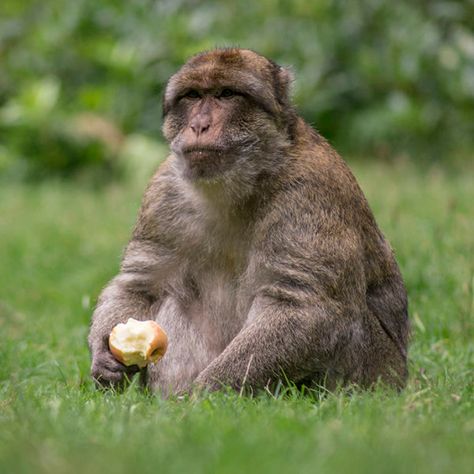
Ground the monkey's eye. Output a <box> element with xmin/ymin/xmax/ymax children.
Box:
<box><xmin>184</xmin><ymin>90</ymin><xmax>200</xmax><ymax>99</ymax></box>
<box><xmin>219</xmin><ymin>88</ymin><xmax>235</xmax><ymax>98</ymax></box>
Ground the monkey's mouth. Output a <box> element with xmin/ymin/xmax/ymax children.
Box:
<box><xmin>179</xmin><ymin>145</ymin><xmax>234</xmax><ymax>180</ymax></box>
<box><xmin>181</xmin><ymin>146</ymin><xmax>227</xmax><ymax>161</ymax></box>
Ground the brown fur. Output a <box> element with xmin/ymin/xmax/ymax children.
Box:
<box><xmin>88</xmin><ymin>48</ymin><xmax>409</xmax><ymax>395</ymax></box>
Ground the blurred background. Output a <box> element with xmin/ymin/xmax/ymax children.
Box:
<box><xmin>1</xmin><ymin>0</ymin><xmax>473</xmax><ymax>181</ymax></box>
<box><xmin>1</xmin><ymin>5</ymin><xmax>473</xmax><ymax>472</ymax></box>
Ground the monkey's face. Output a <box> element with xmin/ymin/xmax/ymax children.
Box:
<box><xmin>162</xmin><ymin>49</ymin><xmax>294</xmax><ymax>181</ymax></box>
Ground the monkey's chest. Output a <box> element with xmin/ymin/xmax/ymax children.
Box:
<box><xmin>164</xmin><ymin>214</ymin><xmax>252</xmax><ymax>352</ymax></box>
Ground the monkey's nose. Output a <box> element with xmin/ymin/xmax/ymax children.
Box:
<box><xmin>190</xmin><ymin>115</ymin><xmax>211</xmax><ymax>137</ymax></box>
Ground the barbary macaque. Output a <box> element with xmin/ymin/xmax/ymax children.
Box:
<box><xmin>88</xmin><ymin>48</ymin><xmax>409</xmax><ymax>395</ymax></box>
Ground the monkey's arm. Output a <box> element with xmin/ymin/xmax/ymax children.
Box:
<box><xmin>88</xmin><ymin>239</ymin><xmax>168</xmax><ymax>387</ymax></box>
<box><xmin>194</xmin><ymin>298</ymin><xmax>327</xmax><ymax>391</ymax></box>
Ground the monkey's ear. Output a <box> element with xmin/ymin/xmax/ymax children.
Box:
<box><xmin>279</xmin><ymin>67</ymin><xmax>295</xmax><ymax>90</ymax></box>
<box><xmin>272</xmin><ymin>65</ymin><xmax>297</xmax><ymax>137</ymax></box>
<box><xmin>274</xmin><ymin>66</ymin><xmax>294</xmax><ymax>106</ymax></box>
<box><xmin>162</xmin><ymin>79</ymin><xmax>174</xmax><ymax>118</ymax></box>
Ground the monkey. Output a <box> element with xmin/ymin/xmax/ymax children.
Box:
<box><xmin>88</xmin><ymin>48</ymin><xmax>409</xmax><ymax>396</ymax></box>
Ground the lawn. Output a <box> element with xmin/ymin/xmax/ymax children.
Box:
<box><xmin>0</xmin><ymin>159</ymin><xmax>473</xmax><ymax>474</ymax></box>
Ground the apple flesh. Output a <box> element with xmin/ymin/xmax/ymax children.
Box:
<box><xmin>109</xmin><ymin>318</ymin><xmax>168</xmax><ymax>368</ymax></box>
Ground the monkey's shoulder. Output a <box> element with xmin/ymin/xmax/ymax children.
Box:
<box><xmin>264</xmin><ymin>145</ymin><xmax>369</xmax><ymax>225</ymax></box>
<box><xmin>252</xmin><ymin>140</ymin><xmax>389</xmax><ymax>265</ymax></box>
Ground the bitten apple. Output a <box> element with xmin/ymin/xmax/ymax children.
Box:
<box><xmin>109</xmin><ymin>318</ymin><xmax>168</xmax><ymax>368</ymax></box>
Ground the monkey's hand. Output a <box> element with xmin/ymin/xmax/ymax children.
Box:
<box><xmin>91</xmin><ymin>342</ymin><xmax>140</xmax><ymax>389</ymax></box>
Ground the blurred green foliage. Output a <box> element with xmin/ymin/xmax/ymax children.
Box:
<box><xmin>1</xmin><ymin>0</ymin><xmax>473</xmax><ymax>179</ymax></box>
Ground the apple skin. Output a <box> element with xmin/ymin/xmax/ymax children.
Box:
<box><xmin>109</xmin><ymin>318</ymin><xmax>168</xmax><ymax>368</ymax></box>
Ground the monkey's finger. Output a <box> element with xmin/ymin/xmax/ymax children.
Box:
<box><xmin>101</xmin><ymin>351</ymin><xmax>140</xmax><ymax>374</ymax></box>
<box><xmin>95</xmin><ymin>349</ymin><xmax>126</xmax><ymax>369</ymax></box>
<box><xmin>92</xmin><ymin>368</ymin><xmax>133</xmax><ymax>389</ymax></box>
<box><xmin>106</xmin><ymin>361</ymin><xmax>140</xmax><ymax>374</ymax></box>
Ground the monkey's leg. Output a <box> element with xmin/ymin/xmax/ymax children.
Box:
<box><xmin>194</xmin><ymin>296</ymin><xmax>366</xmax><ymax>392</ymax></box>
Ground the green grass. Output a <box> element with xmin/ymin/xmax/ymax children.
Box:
<box><xmin>0</xmin><ymin>160</ymin><xmax>473</xmax><ymax>474</ymax></box>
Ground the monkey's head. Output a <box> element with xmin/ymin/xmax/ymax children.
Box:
<box><xmin>162</xmin><ymin>48</ymin><xmax>296</xmax><ymax>185</ymax></box>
